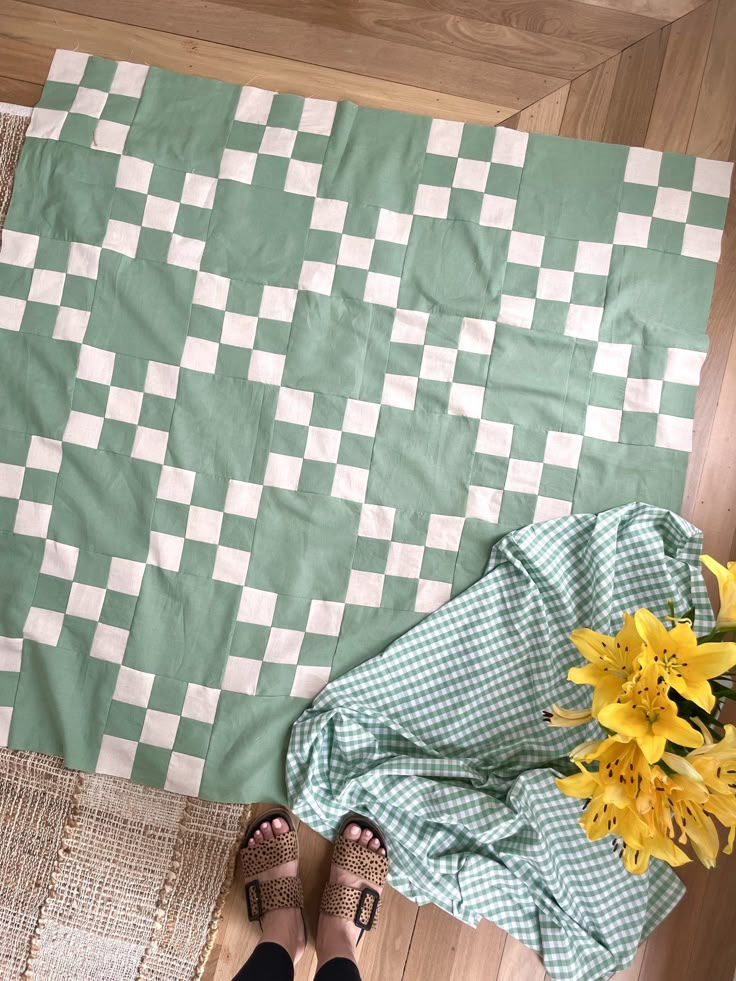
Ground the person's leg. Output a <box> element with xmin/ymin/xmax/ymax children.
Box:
<box><xmin>232</xmin><ymin>940</ymin><xmax>294</xmax><ymax>981</ymax></box>
<box><xmin>314</xmin><ymin>955</ymin><xmax>362</xmax><ymax>980</ymax></box>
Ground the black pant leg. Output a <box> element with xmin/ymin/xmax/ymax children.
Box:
<box><xmin>232</xmin><ymin>940</ymin><xmax>295</xmax><ymax>981</ymax></box>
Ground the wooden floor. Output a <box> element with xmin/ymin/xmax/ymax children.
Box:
<box><xmin>2</xmin><ymin>0</ymin><xmax>735</xmax><ymax>978</ymax></box>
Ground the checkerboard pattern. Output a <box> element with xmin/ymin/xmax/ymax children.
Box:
<box><xmin>0</xmin><ymin>49</ymin><xmax>731</xmax><ymax>801</ymax></box>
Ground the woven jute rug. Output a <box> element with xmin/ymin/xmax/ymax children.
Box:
<box><xmin>0</xmin><ymin>106</ymin><xmax>250</xmax><ymax>981</ymax></box>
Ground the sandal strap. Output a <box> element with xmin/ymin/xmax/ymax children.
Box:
<box><xmin>240</xmin><ymin>829</ymin><xmax>299</xmax><ymax>877</ymax></box>
<box><xmin>320</xmin><ymin>882</ymin><xmax>382</xmax><ymax>930</ymax></box>
<box><xmin>245</xmin><ymin>875</ymin><xmax>304</xmax><ymax>921</ymax></box>
<box><xmin>332</xmin><ymin>836</ymin><xmax>389</xmax><ymax>888</ymax></box>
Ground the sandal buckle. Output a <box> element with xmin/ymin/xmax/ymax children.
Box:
<box><xmin>354</xmin><ymin>886</ymin><xmax>380</xmax><ymax>931</ymax></box>
<box><xmin>245</xmin><ymin>879</ymin><xmax>263</xmax><ymax>921</ymax></box>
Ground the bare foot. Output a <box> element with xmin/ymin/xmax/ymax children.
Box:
<box><xmin>246</xmin><ymin>817</ymin><xmax>305</xmax><ymax>964</ymax></box>
<box><xmin>315</xmin><ymin>823</ymin><xmax>387</xmax><ymax>968</ymax></box>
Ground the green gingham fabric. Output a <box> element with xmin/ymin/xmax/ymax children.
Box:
<box><xmin>287</xmin><ymin>503</ymin><xmax>714</xmax><ymax>981</ymax></box>
<box><xmin>0</xmin><ymin>49</ymin><xmax>731</xmax><ymax>801</ymax></box>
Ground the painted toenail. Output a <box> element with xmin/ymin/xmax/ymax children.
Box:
<box><xmin>273</xmin><ymin>818</ymin><xmax>282</xmax><ymax>830</ymax></box>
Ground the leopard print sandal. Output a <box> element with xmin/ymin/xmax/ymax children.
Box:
<box><xmin>319</xmin><ymin>814</ymin><xmax>390</xmax><ymax>946</ymax></box>
<box><xmin>240</xmin><ymin>808</ymin><xmax>306</xmax><ymax>933</ymax></box>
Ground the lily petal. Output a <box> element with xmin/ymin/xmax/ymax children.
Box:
<box><xmin>687</xmin><ymin>642</ymin><xmax>736</xmax><ymax>679</ymax></box>
<box><xmin>656</xmin><ymin>713</ymin><xmax>704</xmax><ymax>751</ymax></box>
<box><xmin>555</xmin><ymin>771</ymin><xmax>597</xmax><ymax>799</ymax></box>
<box><xmin>668</xmin><ymin>672</ymin><xmax>715</xmax><ymax>713</ymax></box>
<box><xmin>598</xmin><ymin>701</ymin><xmax>650</xmax><ymax>739</ymax></box>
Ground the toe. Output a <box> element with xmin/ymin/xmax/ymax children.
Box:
<box><xmin>360</xmin><ymin>828</ymin><xmax>373</xmax><ymax>846</ymax></box>
<box><xmin>272</xmin><ymin>817</ymin><xmax>288</xmax><ymax>836</ymax></box>
<box><xmin>344</xmin><ymin>823</ymin><xmax>362</xmax><ymax>840</ymax></box>
<box><xmin>254</xmin><ymin>829</ymin><xmax>263</xmax><ymax>842</ymax></box>
<box><xmin>260</xmin><ymin>820</ymin><xmax>274</xmax><ymax>841</ymax></box>
<box><xmin>247</xmin><ymin>837</ymin><xmax>256</xmax><ymax>848</ymax></box>
<box><xmin>369</xmin><ymin>837</ymin><xmax>381</xmax><ymax>851</ymax></box>
<box><xmin>379</xmin><ymin>847</ymin><xmax>386</xmax><ymax>857</ymax></box>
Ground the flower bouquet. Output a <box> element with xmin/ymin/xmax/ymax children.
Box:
<box><xmin>549</xmin><ymin>556</ymin><xmax>736</xmax><ymax>874</ymax></box>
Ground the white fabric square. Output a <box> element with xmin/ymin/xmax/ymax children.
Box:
<box><xmin>110</xmin><ymin>60</ymin><xmax>149</xmax><ymax>97</ymax></box>
<box><xmin>248</xmin><ymin>350</ymin><xmax>285</xmax><ymax>386</ymax></box>
<box><xmin>537</xmin><ymin>268</ymin><xmax>573</xmax><ymax>302</ymax></box>
<box><xmin>264</xmin><ymin>452</ymin><xmax>302</xmax><ymax>490</ymax></box>
<box><xmin>345</xmin><ymin>570</ymin><xmax>384</xmax><ymax>607</ymax></box>
<box><xmin>692</xmin><ymin>157</ymin><xmax>733</xmax><ymax>197</ymax></box>
<box><xmin>275</xmin><ymin>387</ymin><xmax>314</xmax><ymax>426</ymax></box>
<box><xmin>167</xmin><ymin>235</ymin><xmax>204</xmax><ymax>270</ymax></box>
<box><xmin>585</xmin><ymin>405</ymin><xmax>622</xmax><ymax>442</ymax></box>
<box><xmin>0</xmin><ymin>706</ymin><xmax>11</xmax><ymax>747</ymax></box>
<box><xmin>427</xmin><ymin>118</ymin><xmax>463</xmax><ymax>156</ymax></box>
<box><xmin>96</xmin><ymin>735</ymin><xmax>136</xmax><ymax>779</ymax></box>
<box><xmin>238</xmin><ymin>587</ymin><xmax>278</xmax><ymax>626</ymax></box>
<box><xmin>182</xmin><ymin>683</ymin><xmax>220</xmax><ymax>725</ymax></box>
<box><xmin>67</xmin><ymin>242</ymin><xmax>101</xmax><ymax>279</ymax></box>
<box><xmin>364</xmin><ymin>272</ymin><xmax>400</xmax><ymax>307</ymax></box>
<box><xmin>116</xmin><ymin>154</ymin><xmax>153</xmax><ymax>193</ymax></box>
<box><xmin>386</xmin><ymin>541</ymin><xmax>424</xmax><ymax>579</ymax></box>
<box><xmin>453</xmin><ymin>158</ymin><xmax>490</xmax><ymax>192</ymax></box>
<box><xmin>565</xmin><ymin>304</ymin><xmax>603</xmax><ymax>341</ymax></box>
<box><xmin>653</xmin><ymin>187</ymin><xmax>691</xmax><ymax>223</ymax></box>
<box><xmin>222</xmin><ymin>655</ymin><xmax>262</xmax><ymax>695</ymax></box>
<box><xmin>54</xmin><ymin>307</ymin><xmax>89</xmax><ymax>342</ymax></box>
<box><xmin>90</xmin><ymin>623</ymin><xmax>129</xmax><ymax>664</ymax></box>
<box><xmin>305</xmin><ymin>426</ymin><xmax>341</xmax><ymax>463</ymax></box>
<box><xmin>131</xmin><ymin>426</ymin><xmax>168</xmax><ymax>464</ymax></box>
<box><xmin>260</xmin><ymin>286</ymin><xmax>298</xmax><ymax>322</ymax></box>
<box><xmin>0</xmin><ymin>463</ymin><xmax>24</xmax><ymax>499</ymax></box>
<box><xmin>41</xmin><ymin>539</ymin><xmax>79</xmax><ymax>580</ymax></box>
<box><xmin>93</xmin><ymin>121</ymin><xmax>129</xmax><ymax>154</ymax></box>
<box><xmin>655</xmin><ymin>413</ymin><xmax>693</xmax><ymax>452</ymax></box>
<box><xmin>63</xmin><ymin>411</ymin><xmax>103</xmax><ymax>449</ymax></box>
<box><xmin>534</xmin><ymin>496</ymin><xmax>573</xmax><ymax>523</ymax></box>
<box><xmin>343</xmin><ymin>399</ymin><xmax>380</xmax><ymax>437</ymax></box>
<box><xmin>1</xmin><ymin>229</ymin><xmax>39</xmax><ymax>267</ymax></box>
<box><xmin>465</xmin><ymin>485</ymin><xmax>502</xmax><ymax>522</ymax></box>
<box><xmin>624</xmin><ymin>147</ymin><xmax>662</xmax><ymax>186</ymax></box>
<box><xmin>544</xmin><ymin>431</ymin><xmax>583</xmax><ymax>469</ymax></box>
<box><xmin>105</xmin><ymin>386</ymin><xmax>143</xmax><ymax>424</ymax></box>
<box><xmin>112</xmin><ymin>665</ymin><xmax>155</xmax><ymax>707</ymax></box>
<box><xmin>479</xmin><ymin>193</ymin><xmax>516</xmax><ymax>230</ymax></box>
<box><xmin>103</xmin><ymin>219</ymin><xmax>140</xmax><ymax>257</ymax></box>
<box><xmin>593</xmin><ymin>341</ymin><xmax>632</xmax><ymax>378</ymax></box>
<box><xmin>193</xmin><ymin>271</ymin><xmax>230</xmax><ymax>310</ymax></box>
<box><xmin>165</xmin><ymin>753</ymin><xmax>205</xmax><ymax>797</ymax></box>
<box><xmin>311</xmin><ymin>198</ymin><xmax>348</xmax><ymax>233</ymax></box>
<box><xmin>14</xmin><ymin>501</ymin><xmax>52</xmax><ymax>538</ymax></box>
<box><xmin>235</xmin><ymin>86</ymin><xmax>274</xmax><ymax>124</ymax></box>
<box><xmin>225</xmin><ymin>479</ymin><xmax>262</xmax><ymax>518</ymax></box>
<box><xmin>505</xmin><ymin>459</ymin><xmax>543</xmax><ymax>495</ymax></box>
<box><xmin>491</xmin><ymin>127</ymin><xmax>528</xmax><ymax>167</ymax></box>
<box><xmin>575</xmin><ymin>241</ymin><xmax>613</xmax><ymax>276</ymax></box>
<box><xmin>682</xmin><ymin>224</ymin><xmax>723</xmax><ymax>262</ymax></box>
<box><xmin>107</xmin><ymin>557</ymin><xmax>146</xmax><ymax>595</ymax></box>
<box><xmin>458</xmin><ymin>317</ymin><xmax>495</xmax><ymax>354</ymax></box>
<box><xmin>219</xmin><ymin>148</ymin><xmax>257</xmax><ymax>183</ymax></box>
<box><xmin>264</xmin><ymin>627</ymin><xmax>304</xmax><ymax>664</ymax></box>
<box><xmin>0</xmin><ymin>296</ymin><xmax>25</xmax><ymax>331</ymax></box>
<box><xmin>448</xmin><ymin>383</ymin><xmax>484</xmax><ymax>418</ymax></box>
<box><xmin>415</xmin><ymin>579</ymin><xmax>452</xmax><ymax>614</ymax></box>
<box><xmin>508</xmin><ymin>231</ymin><xmax>544</xmax><ymax>266</ymax></box>
<box><xmin>70</xmin><ymin>86</ymin><xmax>107</xmax><ymax>118</ymax></box>
<box><xmin>331</xmin><ymin>465</ymin><xmax>369</xmax><ymax>503</ymax></box>
<box><xmin>414</xmin><ymin>184</ymin><xmax>451</xmax><ymax>218</ymax></box>
<box><xmin>358</xmin><ymin>503</ymin><xmax>396</xmax><ymax>541</ymax></box>
<box><xmin>260</xmin><ymin>126</ymin><xmax>297</xmax><ymax>157</ymax></box>
<box><xmin>381</xmin><ymin>373</ymin><xmax>417</xmax><ymax>410</ymax></box>
<box><xmin>140</xmin><ymin>709</ymin><xmax>180</xmax><ymax>749</ymax></box>
<box><xmin>213</xmin><ymin>546</ymin><xmax>251</xmax><ymax>585</ymax></box>
<box><xmin>299</xmin><ymin>98</ymin><xmax>337</xmax><ymax>136</ymax></box>
<box><xmin>291</xmin><ymin>665</ymin><xmax>331</xmax><ymax>699</ymax></box>
<box><xmin>28</xmin><ymin>269</ymin><xmax>65</xmax><ymax>305</ymax></box>
<box><xmin>26</xmin><ymin>435</ymin><xmax>63</xmax><ymax>473</ymax></box>
<box><xmin>498</xmin><ymin>294</ymin><xmax>535</xmax><ymax>329</ymax></box>
<box><xmin>186</xmin><ymin>506</ymin><xmax>223</xmax><ymax>544</ymax></box>
<box><xmin>181</xmin><ymin>336</ymin><xmax>220</xmax><ymax>374</ymax></box>
<box><xmin>391</xmin><ymin>309</ymin><xmax>428</xmax><ymax>345</ymax></box>
<box><xmin>307</xmin><ymin>600</ymin><xmax>344</xmax><ymax>637</ymax></box>
<box><xmin>147</xmin><ymin>531</ymin><xmax>185</xmax><ymax>571</ymax></box>
<box><xmin>0</xmin><ymin>637</ymin><xmax>22</xmax><ymax>673</ymax></box>
<box><xmin>26</xmin><ymin>108</ymin><xmax>67</xmax><ymax>140</ymax></box>
<box><xmin>624</xmin><ymin>377</ymin><xmax>662</xmax><ymax>413</ymax></box>
<box><xmin>158</xmin><ymin>465</ymin><xmax>196</xmax><ymax>505</ymax></box>
<box><xmin>144</xmin><ymin>361</ymin><xmax>179</xmax><ymax>399</ymax></box>
<box><xmin>182</xmin><ymin>172</ymin><xmax>218</xmax><ymax>208</ymax></box>
<box><xmin>285</xmin><ymin>160</ymin><xmax>321</xmax><ymax>196</ymax></box>
<box><xmin>48</xmin><ymin>50</ymin><xmax>89</xmax><ymax>84</ymax></box>
<box><xmin>376</xmin><ymin>209</ymin><xmax>413</xmax><ymax>244</ymax></box>
<box><xmin>613</xmin><ymin>213</ymin><xmax>651</xmax><ymax>248</ymax></box>
<box><xmin>221</xmin><ymin>312</ymin><xmax>257</xmax><ymax>348</ymax></box>
<box><xmin>663</xmin><ymin>348</ymin><xmax>706</xmax><ymax>386</ymax></box>
<box><xmin>426</xmin><ymin>514</ymin><xmax>464</xmax><ymax>551</ymax></box>
<box><xmin>299</xmin><ymin>260</ymin><xmax>335</xmax><ymax>295</ymax></box>
<box><xmin>23</xmin><ymin>607</ymin><xmax>63</xmax><ymax>645</ymax></box>
<box><xmin>420</xmin><ymin>345</ymin><xmax>457</xmax><ymax>382</ymax></box>
<box><xmin>337</xmin><ymin>235</ymin><xmax>373</xmax><ymax>269</ymax></box>
<box><xmin>476</xmin><ymin>419</ymin><xmax>513</xmax><ymax>457</ymax></box>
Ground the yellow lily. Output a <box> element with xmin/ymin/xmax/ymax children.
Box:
<box><xmin>544</xmin><ymin>704</ymin><xmax>595</xmax><ymax>728</ymax></box>
<box><xmin>597</xmin><ymin>661</ymin><xmax>703</xmax><ymax>764</ymax></box>
<box><xmin>568</xmin><ymin>613</ymin><xmax>643</xmax><ymax>716</ymax></box>
<box><xmin>634</xmin><ymin>608</ymin><xmax>736</xmax><ymax>712</ymax></box>
<box><xmin>687</xmin><ymin>725</ymin><xmax>736</xmax><ymax>839</ymax></box>
<box><xmin>701</xmin><ymin>555</ymin><xmax>736</xmax><ymax>632</ymax></box>
<box><xmin>621</xmin><ymin>824</ymin><xmax>691</xmax><ymax>875</ymax></box>
<box><xmin>636</xmin><ymin>765</ymin><xmax>717</xmax><ymax>868</ymax></box>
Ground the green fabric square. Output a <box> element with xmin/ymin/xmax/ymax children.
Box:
<box><xmin>268</xmin><ymin>93</ymin><xmax>303</xmax><ymax>129</ymax></box>
<box><xmin>0</xmin><ymin>672</ymin><xmax>19</xmax><ymax>707</ymax></box>
<box><xmin>571</xmin><ymin>273</ymin><xmax>607</xmax><ymax>307</ymax></box>
<box><xmin>179</xmin><ymin>539</ymin><xmax>217</xmax><ymax>578</ymax></box>
<box><xmin>59</xmin><ymin>114</ymin><xmax>97</xmax><ymax>148</ymax></box>
<box><xmin>0</xmin><ymin>534</ymin><xmax>43</xmax><ymax>635</ymax></box>
<box><xmin>37</xmin><ymin>81</ymin><xmax>77</xmax><ymax>112</ymax></box>
<box><xmin>101</xmin><ymin>94</ymin><xmax>139</xmax><ymax>125</ymax></box>
<box><xmin>648</xmin><ymin>219</ymin><xmax>685</xmax><ymax>254</ymax></box>
<box><xmin>229</xmin><ymin>623</ymin><xmax>269</xmax><ymax>659</ymax></box>
<box><xmin>136</xmin><ymin>227</ymin><xmax>172</xmax><ymax>263</ymax></box>
<box><xmin>152</xmin><ymin>499</ymin><xmax>188</xmax><ymax>536</ymax></box>
<box><xmin>687</xmin><ymin>193</ymin><xmax>728</xmax><ymax>229</ymax></box>
<box><xmin>503</xmin><ymin>263</ymin><xmax>538</xmax><ymax>298</ymax></box>
<box><xmin>61</xmin><ymin>274</ymin><xmax>96</xmax><ymax>311</ymax></box>
<box><xmin>252</xmin><ymin>155</ymin><xmax>289</xmax><ymax>191</ymax></box>
<box><xmin>228</xmin><ymin>121</ymin><xmax>265</xmax><ymax>152</ymax></box>
<box><xmin>573</xmin><ymin>440</ymin><xmax>686</xmax><ymax>514</ymax></box>
<box><xmin>271</xmin><ymin>421</ymin><xmax>308</xmax><ymax>458</ymax></box>
<box><xmin>100</xmin><ymin>589</ymin><xmax>137</xmax><ymax>629</ymax></box>
<box><xmin>105</xmin><ymin>700</ymin><xmax>145</xmax><ymax>741</ymax></box>
<box><xmin>530</xmin><ymin>299</ymin><xmax>569</xmax><ymax>334</ymax></box>
<box><xmin>188</xmin><ymin>304</ymin><xmax>224</xmax><ymax>341</ymax></box>
<box><xmin>338</xmin><ymin>433</ymin><xmax>373</xmax><ymax>469</ymax></box>
<box><xmin>370</xmin><ymin>241</ymin><xmax>405</xmax><ymax>277</ymax></box>
<box><xmin>589</xmin><ymin>373</ymin><xmax>625</xmax><ymax>409</ymax></box>
<box><xmin>305</xmin><ymin>229</ymin><xmax>340</xmax><ymax>263</ymax></box>
<box><xmin>254</xmin><ymin>321</ymin><xmax>290</xmax><ymax>356</ymax></box>
<box><xmin>221</xmin><ymin>514</ymin><xmax>256</xmax><ymax>550</ymax></box>
<box><xmin>36</xmin><ymin>237</ymin><xmax>71</xmax><ymax>271</ymax></box>
<box><xmin>191</xmin><ymin>473</ymin><xmax>228</xmax><ymax>510</ymax></box>
<box><xmin>414</xmin><ymin>378</ymin><xmax>450</xmax><ymax>414</ymax></box>
<box><xmin>343</xmin><ymin>206</ymin><xmax>379</xmax><ymax>239</ymax></box>
<box><xmin>470</xmin><ymin>452</ymin><xmax>508</xmax><ymax>488</ymax></box>
<box><xmin>619</xmin><ymin>411</ymin><xmax>658</xmax><ymax>445</ymax></box>
<box><xmin>298</xmin><ymin>633</ymin><xmax>337</xmax><ymax>667</ymax></box>
<box><xmin>486</xmin><ymin>164</ymin><xmax>523</xmax><ymax>199</ymax></box>
<box><xmin>99</xmin><ymin>419</ymin><xmax>136</xmax><ymax>456</ymax></box>
<box><xmin>542</xmin><ymin>238</ymin><xmax>577</xmax><ymax>270</ymax></box>
<box><xmin>80</xmin><ymin>55</ymin><xmax>117</xmax><ymax>91</ymax></box>
<box><xmin>310</xmin><ymin>394</ymin><xmax>345</xmax><ymax>430</ymax></box>
<box><xmin>0</xmin><ymin>332</ymin><xmax>76</xmax><ymax>440</ymax></box>
<box><xmin>138</xmin><ymin>394</ymin><xmax>175</xmax><ymax>431</ymax></box>
<box><xmin>660</xmin><ymin>381</ymin><xmax>697</xmax><ymax>417</ymax></box>
<box><xmin>390</xmin><ymin>507</ymin><xmax>430</xmax><ymax>544</ymax></box>
<box><xmin>660</xmin><ymin>152</ymin><xmax>695</xmax><ymax>190</ymax></box>
<box><xmin>72</xmin><ymin>378</ymin><xmax>108</xmax><ymax>416</ymax></box>
<box><xmin>49</xmin><ymin>446</ymin><xmax>159</xmax><ymax>562</ymax></box>
<box><xmin>131</xmin><ymin>743</ymin><xmax>171</xmax><ymax>789</ymax></box>
<box><xmin>498</xmin><ymin>489</ymin><xmax>537</xmax><ymax>526</ymax></box>
<box><xmin>510</xmin><ymin>427</ymin><xmax>546</xmax><ymax>461</ymax></box>
<box><xmin>419</xmin><ymin>154</ymin><xmax>456</xmax><ymax>187</ymax></box>
<box><xmin>380</xmin><ymin>575</ymin><xmax>417</xmax><ymax>611</ymax></box>
<box><xmin>0</xmin><ymin>263</ymin><xmax>31</xmax><ymax>299</ymax></box>
<box><xmin>538</xmin><ymin>464</ymin><xmax>577</xmax><ymax>500</ymax></box>
<box><xmin>420</xmin><ymin>547</ymin><xmax>456</xmax><ymax>582</ymax></box>
<box><xmin>248</xmin><ymin>489</ymin><xmax>359</xmax><ymax>601</ymax></box>
<box><xmin>75</xmin><ymin>550</ymin><xmax>111</xmax><ymax>587</ymax></box>
<box><xmin>0</xmin><ymin>430</ymin><xmax>30</xmax><ymax>466</ymax></box>
<box><xmin>387</xmin><ymin>342</ymin><xmax>423</xmax><ymax>378</ymax></box>
<box><xmin>58</xmin><ymin>615</ymin><xmax>98</xmax><ymax>653</ymax></box>
<box><xmin>175</xmin><ymin>204</ymin><xmax>211</xmax><ymax>240</ymax></box>
<box><xmin>273</xmin><ymin>594</ymin><xmax>311</xmax><ymax>631</ymax></box>
<box><xmin>353</xmin><ymin>536</ymin><xmax>390</xmax><ymax>573</ymax></box>
<box><xmin>174</xmin><ymin>717</ymin><xmax>211</xmax><ymax>757</ymax></box>
<box><xmin>110</xmin><ymin>188</ymin><xmax>146</xmax><ymax>224</ymax></box>
<box><xmin>111</xmin><ymin>357</ymin><xmax>147</xmax><ymax>395</ymax></box>
<box><xmin>217</xmin><ymin>346</ymin><xmax>252</xmax><ymax>379</ymax></box>
<box><xmin>33</xmin><ymin>574</ymin><xmax>72</xmax><ymax>613</ymax></box>
<box><xmin>626</xmin><ymin>344</ymin><xmax>666</xmax><ymax>378</ymax></box>
<box><xmin>332</xmin><ymin>265</ymin><xmax>367</xmax><ymax>302</ymax></box>
<box><xmin>459</xmin><ymin>124</ymin><xmax>494</xmax><ymax>161</ymax></box>
<box><xmin>447</xmin><ymin>188</ymin><xmax>482</xmax><ymax>223</ymax></box>
<box><xmin>20</xmin><ymin>303</ymin><xmax>58</xmax><ymax>337</ymax></box>
<box><xmin>149</xmin><ymin>674</ymin><xmax>187</xmax><ymax>714</ymax></box>
<box><xmin>148</xmin><ymin>165</ymin><xmax>186</xmax><ymax>201</ymax></box>
<box><xmin>619</xmin><ymin>182</ymin><xmax>656</xmax><ymax>216</ymax></box>
<box><xmin>256</xmin><ymin>662</ymin><xmax>297</xmax><ymax>696</ymax></box>
<box><xmin>453</xmin><ymin>351</ymin><xmax>489</xmax><ymax>386</ymax></box>
<box><xmin>298</xmin><ymin>460</ymin><xmax>336</xmax><ymax>495</ymax></box>
<box><xmin>293</xmin><ymin>132</ymin><xmax>328</xmax><ymax>163</ymax></box>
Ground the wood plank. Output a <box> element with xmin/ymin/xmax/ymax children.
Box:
<box><xmin>496</xmin><ymin>932</ymin><xmax>547</xmax><ymax>980</ymax></box>
<box><xmin>0</xmin><ymin>33</ymin><xmax>54</xmax><ymax>83</ymax></box>
<box><xmin>602</xmin><ymin>25</ymin><xmax>670</xmax><ymax>145</ymax></box>
<box><xmin>0</xmin><ymin>0</ymin><xmax>516</xmax><ymax>124</ymax></box>
<box><xmin>559</xmin><ymin>54</ymin><xmax>620</xmax><ymax>141</ymax></box>
<box><xmin>21</xmin><ymin>0</ymin><xmax>561</xmax><ymax>107</ymax></box>
<box><xmin>645</xmin><ymin>0</ymin><xmax>717</xmax><ymax>152</ymax></box>
<box><xmin>0</xmin><ymin>75</ymin><xmax>42</xmax><ymax>105</ymax></box>
<box><xmin>356</xmin><ymin>883</ymin><xmax>418</xmax><ymax>981</ymax></box>
<box><xmin>687</xmin><ymin>0</ymin><xmax>736</xmax><ymax>160</ymax></box>
<box><xmin>576</xmin><ymin>0</ymin><xmax>710</xmax><ymax>19</ymax></box>
<box><xmin>510</xmin><ymin>84</ymin><xmax>571</xmax><ymax>135</ymax></box>
<box><xmin>611</xmin><ymin>942</ymin><xmax>647</xmax><ymax>980</ymax></box>
<box><xmin>402</xmin><ymin>906</ymin><xmax>507</xmax><ymax>981</ymax></box>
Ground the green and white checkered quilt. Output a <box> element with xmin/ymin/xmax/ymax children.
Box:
<box><xmin>0</xmin><ymin>50</ymin><xmax>731</xmax><ymax>801</ymax></box>
<box><xmin>287</xmin><ymin>503</ymin><xmax>713</xmax><ymax>981</ymax></box>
